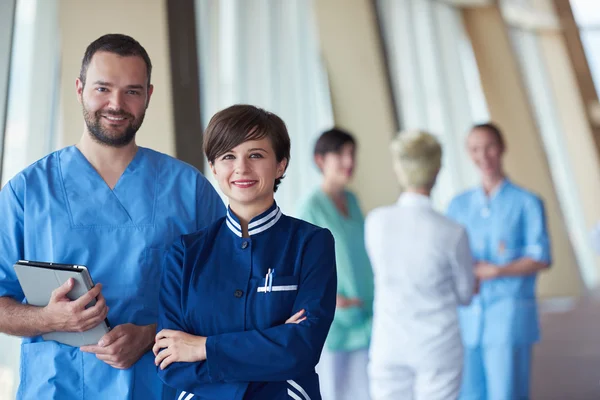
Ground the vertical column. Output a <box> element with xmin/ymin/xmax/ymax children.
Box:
<box><xmin>462</xmin><ymin>5</ymin><xmax>582</xmax><ymax>297</ymax></box>
<box><xmin>312</xmin><ymin>0</ymin><xmax>399</xmax><ymax>211</ymax></box>
<box><xmin>167</xmin><ymin>0</ymin><xmax>204</xmax><ymax>171</ymax></box>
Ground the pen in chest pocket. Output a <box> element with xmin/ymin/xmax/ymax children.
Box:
<box><xmin>263</xmin><ymin>268</ymin><xmax>276</xmax><ymax>293</ymax></box>
<box><xmin>258</xmin><ymin>269</ymin><xmax>299</xmax><ymax>293</ymax></box>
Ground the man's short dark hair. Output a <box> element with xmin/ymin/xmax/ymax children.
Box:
<box><xmin>203</xmin><ymin>105</ymin><xmax>291</xmax><ymax>192</ymax></box>
<box><xmin>80</xmin><ymin>34</ymin><xmax>152</xmax><ymax>88</ymax></box>
<box><xmin>471</xmin><ymin>122</ymin><xmax>505</xmax><ymax>150</ymax></box>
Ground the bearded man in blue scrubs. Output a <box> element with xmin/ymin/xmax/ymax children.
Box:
<box><xmin>447</xmin><ymin>123</ymin><xmax>551</xmax><ymax>400</ymax></box>
<box><xmin>0</xmin><ymin>34</ymin><xmax>224</xmax><ymax>399</ymax></box>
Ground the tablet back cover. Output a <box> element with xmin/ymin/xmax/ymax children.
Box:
<box><xmin>13</xmin><ymin>263</ymin><xmax>109</xmax><ymax>347</ymax></box>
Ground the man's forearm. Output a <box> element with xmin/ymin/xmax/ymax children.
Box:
<box><xmin>0</xmin><ymin>297</ymin><xmax>52</xmax><ymax>337</ymax></box>
<box><xmin>500</xmin><ymin>258</ymin><xmax>549</xmax><ymax>277</ymax></box>
<box><xmin>144</xmin><ymin>323</ymin><xmax>157</xmax><ymax>352</ymax></box>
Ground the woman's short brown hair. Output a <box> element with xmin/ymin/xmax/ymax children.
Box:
<box><xmin>313</xmin><ymin>128</ymin><xmax>356</xmax><ymax>157</ymax></box>
<box><xmin>203</xmin><ymin>105</ymin><xmax>291</xmax><ymax>192</ymax></box>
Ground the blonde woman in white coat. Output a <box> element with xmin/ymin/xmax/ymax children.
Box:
<box><xmin>365</xmin><ymin>130</ymin><xmax>476</xmax><ymax>400</ymax></box>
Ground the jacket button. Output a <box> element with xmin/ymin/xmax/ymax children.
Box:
<box><xmin>234</xmin><ymin>289</ymin><xmax>244</xmax><ymax>298</ymax></box>
<box><xmin>241</xmin><ymin>241</ymin><xmax>249</xmax><ymax>249</ymax></box>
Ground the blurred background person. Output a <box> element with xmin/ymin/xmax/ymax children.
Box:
<box><xmin>297</xmin><ymin>128</ymin><xmax>374</xmax><ymax>400</ymax></box>
<box><xmin>365</xmin><ymin>130</ymin><xmax>475</xmax><ymax>400</ymax></box>
<box><xmin>447</xmin><ymin>123</ymin><xmax>552</xmax><ymax>400</ymax></box>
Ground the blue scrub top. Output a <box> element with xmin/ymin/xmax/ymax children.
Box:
<box><xmin>447</xmin><ymin>179</ymin><xmax>551</xmax><ymax>347</ymax></box>
<box><xmin>0</xmin><ymin>146</ymin><xmax>225</xmax><ymax>400</ymax></box>
<box><xmin>157</xmin><ymin>202</ymin><xmax>337</xmax><ymax>400</ymax></box>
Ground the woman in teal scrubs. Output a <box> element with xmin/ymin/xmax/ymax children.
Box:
<box><xmin>447</xmin><ymin>123</ymin><xmax>552</xmax><ymax>400</ymax></box>
<box><xmin>297</xmin><ymin>128</ymin><xmax>374</xmax><ymax>400</ymax></box>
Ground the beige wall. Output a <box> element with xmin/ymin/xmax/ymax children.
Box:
<box><xmin>58</xmin><ymin>0</ymin><xmax>175</xmax><ymax>155</ymax></box>
<box><xmin>312</xmin><ymin>0</ymin><xmax>399</xmax><ymax>212</ymax></box>
<box><xmin>463</xmin><ymin>6</ymin><xmax>583</xmax><ymax>297</ymax></box>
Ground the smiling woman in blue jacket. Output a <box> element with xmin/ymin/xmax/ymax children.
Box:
<box><xmin>153</xmin><ymin>104</ymin><xmax>337</xmax><ymax>400</ymax></box>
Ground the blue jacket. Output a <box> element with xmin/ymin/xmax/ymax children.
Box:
<box><xmin>157</xmin><ymin>202</ymin><xmax>337</xmax><ymax>399</ymax></box>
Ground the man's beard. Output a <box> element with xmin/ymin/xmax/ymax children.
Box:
<box><xmin>82</xmin><ymin>105</ymin><xmax>145</xmax><ymax>148</ymax></box>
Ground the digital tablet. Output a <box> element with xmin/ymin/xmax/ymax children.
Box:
<box><xmin>13</xmin><ymin>260</ymin><xmax>110</xmax><ymax>347</ymax></box>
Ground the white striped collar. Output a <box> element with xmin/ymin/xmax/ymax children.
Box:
<box><xmin>226</xmin><ymin>203</ymin><xmax>282</xmax><ymax>237</ymax></box>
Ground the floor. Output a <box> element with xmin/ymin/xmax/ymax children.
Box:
<box><xmin>532</xmin><ymin>296</ymin><xmax>600</xmax><ymax>400</ymax></box>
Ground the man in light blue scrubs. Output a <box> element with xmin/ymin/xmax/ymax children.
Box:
<box><xmin>0</xmin><ymin>34</ymin><xmax>224</xmax><ymax>399</ymax></box>
<box><xmin>447</xmin><ymin>123</ymin><xmax>551</xmax><ymax>400</ymax></box>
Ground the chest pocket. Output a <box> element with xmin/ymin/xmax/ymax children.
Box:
<box><xmin>495</xmin><ymin>215</ymin><xmax>525</xmax><ymax>264</ymax></box>
<box><xmin>248</xmin><ymin>275</ymin><xmax>299</xmax><ymax>330</ymax></box>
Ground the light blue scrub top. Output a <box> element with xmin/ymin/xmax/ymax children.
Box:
<box><xmin>0</xmin><ymin>146</ymin><xmax>225</xmax><ymax>400</ymax></box>
<box><xmin>447</xmin><ymin>179</ymin><xmax>551</xmax><ymax>347</ymax></box>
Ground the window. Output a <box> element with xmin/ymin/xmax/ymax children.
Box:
<box><xmin>0</xmin><ymin>0</ymin><xmax>60</xmax><ymax>396</ymax></box>
<box><xmin>377</xmin><ymin>0</ymin><xmax>488</xmax><ymax>210</ymax></box>
<box><xmin>195</xmin><ymin>0</ymin><xmax>334</xmax><ymax>215</ymax></box>
<box><xmin>1</xmin><ymin>0</ymin><xmax>60</xmax><ymax>187</ymax></box>
<box><xmin>570</xmin><ymin>0</ymin><xmax>600</xmax><ymax>95</ymax></box>
<box><xmin>505</xmin><ymin>0</ymin><xmax>599</xmax><ymax>288</ymax></box>
<box><xmin>0</xmin><ymin>0</ymin><xmax>16</xmax><ymax>180</ymax></box>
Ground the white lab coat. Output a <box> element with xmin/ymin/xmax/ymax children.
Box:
<box><xmin>365</xmin><ymin>192</ymin><xmax>475</xmax><ymax>400</ymax></box>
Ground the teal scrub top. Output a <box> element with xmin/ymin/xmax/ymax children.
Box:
<box><xmin>297</xmin><ymin>188</ymin><xmax>373</xmax><ymax>352</ymax></box>
<box><xmin>447</xmin><ymin>179</ymin><xmax>551</xmax><ymax>347</ymax></box>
